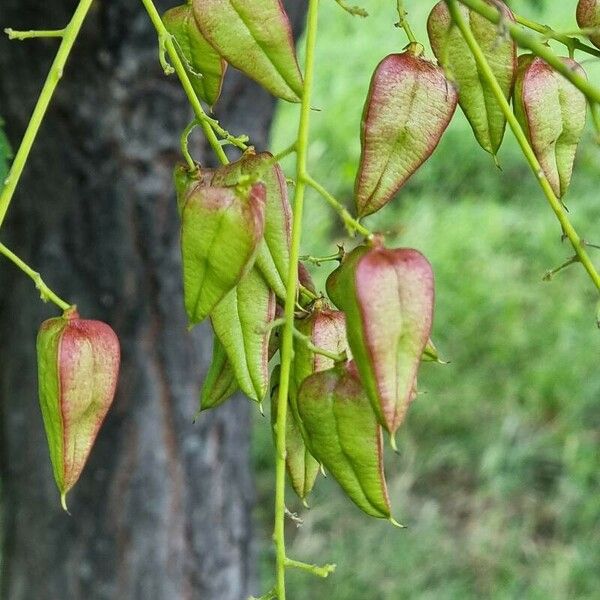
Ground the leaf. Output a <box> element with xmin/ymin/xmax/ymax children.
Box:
<box><xmin>514</xmin><ymin>55</ymin><xmax>587</xmax><ymax>199</ymax></box>
<box><xmin>181</xmin><ymin>182</ymin><xmax>265</xmax><ymax>326</ymax></box>
<box><xmin>192</xmin><ymin>0</ymin><xmax>303</xmax><ymax>102</ymax></box>
<box><xmin>326</xmin><ymin>241</ymin><xmax>435</xmax><ymax>435</ymax></box>
<box><xmin>163</xmin><ymin>4</ymin><xmax>227</xmax><ymax>107</ymax></box>
<box><xmin>211</xmin><ymin>267</ymin><xmax>276</xmax><ymax>402</ymax></box>
<box><xmin>298</xmin><ymin>362</ymin><xmax>392</xmax><ymax>519</ymax></box>
<box><xmin>354</xmin><ymin>49</ymin><xmax>457</xmax><ymax>217</ymax></box>
<box><xmin>428</xmin><ymin>0</ymin><xmax>516</xmax><ymax>156</ymax></box>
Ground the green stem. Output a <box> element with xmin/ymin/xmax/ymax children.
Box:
<box><xmin>4</xmin><ymin>28</ymin><xmax>66</xmax><ymax>40</ymax></box>
<box><xmin>274</xmin><ymin>0</ymin><xmax>320</xmax><ymax>597</ymax></box>
<box><xmin>291</xmin><ymin>328</ymin><xmax>347</xmax><ymax>362</ymax></box>
<box><xmin>458</xmin><ymin>0</ymin><xmax>600</xmax><ymax>105</ymax></box>
<box><xmin>303</xmin><ymin>174</ymin><xmax>372</xmax><ymax>238</ymax></box>
<box><xmin>514</xmin><ymin>14</ymin><xmax>600</xmax><ymax>59</ymax></box>
<box><xmin>284</xmin><ymin>558</ymin><xmax>336</xmax><ymax>578</ymax></box>
<box><xmin>0</xmin><ymin>0</ymin><xmax>95</xmax><ymax>230</ymax></box>
<box><xmin>140</xmin><ymin>0</ymin><xmax>229</xmax><ymax>165</ymax></box>
<box><xmin>180</xmin><ymin>119</ymin><xmax>199</xmax><ymax>171</ymax></box>
<box><xmin>396</xmin><ymin>0</ymin><xmax>417</xmax><ymax>44</ymax></box>
<box><xmin>448</xmin><ymin>0</ymin><xmax>600</xmax><ymax>294</ymax></box>
<box><xmin>0</xmin><ymin>242</ymin><xmax>71</xmax><ymax>310</ymax></box>
<box><xmin>333</xmin><ymin>0</ymin><xmax>368</xmax><ymax>17</ymax></box>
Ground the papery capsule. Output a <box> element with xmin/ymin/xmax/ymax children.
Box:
<box><xmin>163</xmin><ymin>4</ymin><xmax>227</xmax><ymax>107</ymax></box>
<box><xmin>192</xmin><ymin>0</ymin><xmax>303</xmax><ymax>102</ymax></box>
<box><xmin>37</xmin><ymin>309</ymin><xmax>120</xmax><ymax>509</ymax></box>
<box><xmin>212</xmin><ymin>151</ymin><xmax>292</xmax><ymax>300</ymax></box>
<box><xmin>298</xmin><ymin>362</ymin><xmax>392</xmax><ymax>519</ymax></box>
<box><xmin>355</xmin><ymin>47</ymin><xmax>457</xmax><ymax>217</ymax></box>
<box><xmin>181</xmin><ymin>182</ymin><xmax>265</xmax><ymax>326</ymax></box>
<box><xmin>514</xmin><ymin>54</ymin><xmax>587</xmax><ymax>199</ymax></box>
<box><xmin>428</xmin><ymin>0</ymin><xmax>517</xmax><ymax>157</ymax></box>
<box><xmin>326</xmin><ymin>239</ymin><xmax>434</xmax><ymax>436</ymax></box>
<box><xmin>211</xmin><ymin>268</ymin><xmax>276</xmax><ymax>403</ymax></box>
<box><xmin>577</xmin><ymin>0</ymin><xmax>600</xmax><ymax>49</ymax></box>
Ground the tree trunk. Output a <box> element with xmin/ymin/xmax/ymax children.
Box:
<box><xmin>0</xmin><ymin>2</ymin><xmax>305</xmax><ymax>599</ymax></box>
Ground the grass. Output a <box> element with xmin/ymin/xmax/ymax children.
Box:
<box><xmin>253</xmin><ymin>1</ymin><xmax>600</xmax><ymax>598</ymax></box>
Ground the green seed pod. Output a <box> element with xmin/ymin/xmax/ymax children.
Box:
<box><xmin>298</xmin><ymin>362</ymin><xmax>392</xmax><ymax>519</ymax></box>
<box><xmin>192</xmin><ymin>0</ymin><xmax>303</xmax><ymax>102</ymax></box>
<box><xmin>163</xmin><ymin>4</ymin><xmax>227</xmax><ymax>108</ymax></box>
<box><xmin>181</xmin><ymin>182</ymin><xmax>266</xmax><ymax>326</ymax></box>
<box><xmin>326</xmin><ymin>239</ymin><xmax>434</xmax><ymax>436</ymax></box>
<box><xmin>577</xmin><ymin>0</ymin><xmax>600</xmax><ymax>49</ymax></box>
<box><xmin>271</xmin><ymin>365</ymin><xmax>320</xmax><ymax>503</ymax></box>
<box><xmin>428</xmin><ymin>0</ymin><xmax>517</xmax><ymax>157</ymax></box>
<box><xmin>514</xmin><ymin>54</ymin><xmax>587</xmax><ymax>199</ymax></box>
<box><xmin>37</xmin><ymin>309</ymin><xmax>120</xmax><ymax>510</ymax></box>
<box><xmin>355</xmin><ymin>47</ymin><xmax>457</xmax><ymax>217</ymax></box>
<box><xmin>211</xmin><ymin>268</ymin><xmax>276</xmax><ymax>403</ymax></box>
<box><xmin>173</xmin><ymin>164</ymin><xmax>212</xmax><ymax>218</ymax></box>
<box><xmin>198</xmin><ymin>336</ymin><xmax>238</xmax><ymax>413</ymax></box>
<box><xmin>212</xmin><ymin>151</ymin><xmax>292</xmax><ymax>300</ymax></box>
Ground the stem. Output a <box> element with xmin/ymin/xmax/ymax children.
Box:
<box><xmin>4</xmin><ymin>28</ymin><xmax>66</xmax><ymax>40</ymax></box>
<box><xmin>180</xmin><ymin>119</ymin><xmax>199</xmax><ymax>171</ymax></box>
<box><xmin>458</xmin><ymin>0</ymin><xmax>600</xmax><ymax>105</ymax></box>
<box><xmin>396</xmin><ymin>0</ymin><xmax>417</xmax><ymax>44</ymax></box>
<box><xmin>303</xmin><ymin>174</ymin><xmax>372</xmax><ymax>237</ymax></box>
<box><xmin>0</xmin><ymin>0</ymin><xmax>95</xmax><ymax>230</ymax></box>
<box><xmin>284</xmin><ymin>558</ymin><xmax>336</xmax><ymax>578</ymax></box>
<box><xmin>448</xmin><ymin>0</ymin><xmax>600</xmax><ymax>293</ymax></box>
<box><xmin>514</xmin><ymin>14</ymin><xmax>600</xmax><ymax>59</ymax></box>
<box><xmin>274</xmin><ymin>0</ymin><xmax>320</xmax><ymax>597</ymax></box>
<box><xmin>292</xmin><ymin>328</ymin><xmax>347</xmax><ymax>362</ymax></box>
<box><xmin>334</xmin><ymin>0</ymin><xmax>368</xmax><ymax>18</ymax></box>
<box><xmin>0</xmin><ymin>242</ymin><xmax>71</xmax><ymax>310</ymax></box>
<box><xmin>140</xmin><ymin>0</ymin><xmax>229</xmax><ymax>165</ymax></box>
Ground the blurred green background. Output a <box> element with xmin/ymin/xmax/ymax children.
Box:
<box><xmin>254</xmin><ymin>1</ymin><xmax>600</xmax><ymax>598</ymax></box>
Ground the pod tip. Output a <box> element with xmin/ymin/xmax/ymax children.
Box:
<box><xmin>390</xmin><ymin>433</ymin><xmax>399</xmax><ymax>454</ymax></box>
<box><xmin>389</xmin><ymin>517</ymin><xmax>406</xmax><ymax>529</ymax></box>
<box><xmin>60</xmin><ymin>492</ymin><xmax>71</xmax><ymax>515</ymax></box>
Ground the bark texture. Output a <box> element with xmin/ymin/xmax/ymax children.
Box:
<box><xmin>0</xmin><ymin>1</ymin><xmax>305</xmax><ymax>599</ymax></box>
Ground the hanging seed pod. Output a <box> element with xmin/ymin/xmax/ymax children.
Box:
<box><xmin>181</xmin><ymin>182</ymin><xmax>266</xmax><ymax>326</ymax></box>
<box><xmin>271</xmin><ymin>365</ymin><xmax>320</xmax><ymax>503</ymax></box>
<box><xmin>198</xmin><ymin>336</ymin><xmax>238</xmax><ymax>413</ymax></box>
<box><xmin>326</xmin><ymin>238</ymin><xmax>434</xmax><ymax>437</ymax></box>
<box><xmin>211</xmin><ymin>268</ymin><xmax>276</xmax><ymax>403</ymax></box>
<box><xmin>355</xmin><ymin>46</ymin><xmax>457</xmax><ymax>217</ymax></box>
<box><xmin>37</xmin><ymin>309</ymin><xmax>120</xmax><ymax>510</ymax></box>
<box><xmin>577</xmin><ymin>0</ymin><xmax>600</xmax><ymax>49</ymax></box>
<box><xmin>163</xmin><ymin>4</ymin><xmax>227</xmax><ymax>108</ymax></box>
<box><xmin>212</xmin><ymin>151</ymin><xmax>292</xmax><ymax>300</ymax></box>
<box><xmin>514</xmin><ymin>54</ymin><xmax>587</xmax><ymax>199</ymax></box>
<box><xmin>428</xmin><ymin>0</ymin><xmax>517</xmax><ymax>157</ymax></box>
<box><xmin>192</xmin><ymin>0</ymin><xmax>303</xmax><ymax>102</ymax></box>
<box><xmin>298</xmin><ymin>362</ymin><xmax>392</xmax><ymax>519</ymax></box>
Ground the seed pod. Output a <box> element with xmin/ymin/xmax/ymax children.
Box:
<box><xmin>355</xmin><ymin>47</ymin><xmax>457</xmax><ymax>217</ymax></box>
<box><xmin>514</xmin><ymin>54</ymin><xmax>587</xmax><ymax>199</ymax></box>
<box><xmin>211</xmin><ymin>268</ymin><xmax>276</xmax><ymax>403</ymax></box>
<box><xmin>326</xmin><ymin>239</ymin><xmax>434</xmax><ymax>436</ymax></box>
<box><xmin>37</xmin><ymin>309</ymin><xmax>120</xmax><ymax>509</ymax></box>
<box><xmin>271</xmin><ymin>365</ymin><xmax>320</xmax><ymax>503</ymax></box>
<box><xmin>192</xmin><ymin>0</ymin><xmax>303</xmax><ymax>102</ymax></box>
<box><xmin>163</xmin><ymin>4</ymin><xmax>227</xmax><ymax>108</ymax></box>
<box><xmin>212</xmin><ymin>151</ymin><xmax>292</xmax><ymax>300</ymax></box>
<box><xmin>174</xmin><ymin>164</ymin><xmax>211</xmax><ymax>217</ymax></box>
<box><xmin>428</xmin><ymin>0</ymin><xmax>517</xmax><ymax>157</ymax></box>
<box><xmin>298</xmin><ymin>362</ymin><xmax>392</xmax><ymax>519</ymax></box>
<box><xmin>198</xmin><ymin>336</ymin><xmax>238</xmax><ymax>413</ymax></box>
<box><xmin>577</xmin><ymin>0</ymin><xmax>600</xmax><ymax>49</ymax></box>
<box><xmin>181</xmin><ymin>182</ymin><xmax>266</xmax><ymax>326</ymax></box>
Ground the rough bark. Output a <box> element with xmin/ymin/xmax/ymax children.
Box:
<box><xmin>0</xmin><ymin>1</ymin><xmax>305</xmax><ymax>599</ymax></box>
